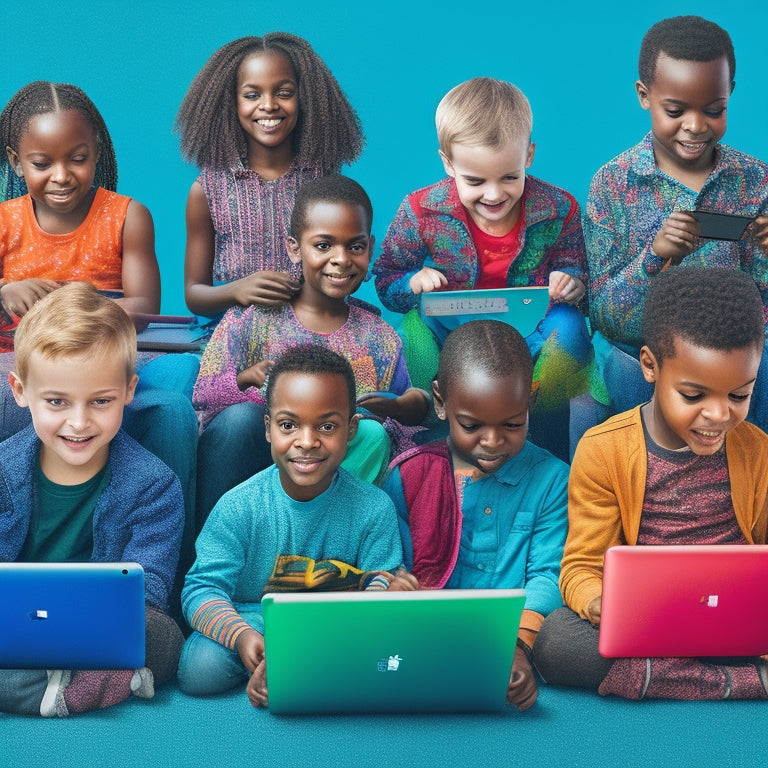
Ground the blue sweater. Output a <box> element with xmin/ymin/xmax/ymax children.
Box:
<box><xmin>182</xmin><ymin>466</ymin><xmax>403</xmax><ymax>635</ymax></box>
<box><xmin>0</xmin><ymin>425</ymin><xmax>184</xmax><ymax>610</ymax></box>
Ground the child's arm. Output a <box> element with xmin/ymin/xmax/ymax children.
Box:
<box><xmin>373</xmin><ymin>196</ymin><xmax>437</xmax><ymax>314</ymax></box>
<box><xmin>184</xmin><ymin>182</ymin><xmax>298</xmax><ymax>317</ymax></box>
<box><xmin>0</xmin><ymin>278</ymin><xmax>61</xmax><ymax>319</ymax></box>
<box><xmin>357</xmin><ymin>387</ymin><xmax>430</xmax><ymax>426</ymax></box>
<box><xmin>117</xmin><ymin>200</ymin><xmax>161</xmax><ymax>318</ymax></box>
<box><xmin>507</xmin><ymin>642</ymin><xmax>538</xmax><ymax>711</ymax></box>
<box><xmin>192</xmin><ymin>306</ymin><xmax>265</xmax><ymax>427</ymax></box>
<box><xmin>239</xmin><ymin>628</ymin><xmax>268</xmax><ymax>708</ymax></box>
<box><xmin>650</xmin><ymin>211</ymin><xmax>702</xmax><ymax>265</ymax></box>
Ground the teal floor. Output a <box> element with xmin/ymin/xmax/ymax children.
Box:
<box><xmin>4</xmin><ymin>680</ymin><xmax>767</xmax><ymax>768</ymax></box>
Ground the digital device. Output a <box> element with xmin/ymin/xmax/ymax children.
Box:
<box><xmin>420</xmin><ymin>286</ymin><xmax>550</xmax><ymax>342</ymax></box>
<box><xmin>0</xmin><ymin>562</ymin><xmax>146</xmax><ymax>669</ymax></box>
<box><xmin>690</xmin><ymin>209</ymin><xmax>757</xmax><ymax>241</ymax></box>
<box><xmin>262</xmin><ymin>588</ymin><xmax>526</xmax><ymax>714</ymax></box>
<box><xmin>134</xmin><ymin>314</ymin><xmax>210</xmax><ymax>352</ymax></box>
<box><xmin>599</xmin><ymin>545</ymin><xmax>768</xmax><ymax>658</ymax></box>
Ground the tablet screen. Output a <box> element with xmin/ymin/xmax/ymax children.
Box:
<box><xmin>691</xmin><ymin>210</ymin><xmax>756</xmax><ymax>241</ymax></box>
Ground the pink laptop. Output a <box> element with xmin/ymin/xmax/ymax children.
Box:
<box><xmin>598</xmin><ymin>545</ymin><xmax>768</xmax><ymax>658</ymax></box>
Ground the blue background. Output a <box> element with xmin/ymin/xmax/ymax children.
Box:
<box><xmin>2</xmin><ymin>0</ymin><xmax>766</xmax><ymax>319</ymax></box>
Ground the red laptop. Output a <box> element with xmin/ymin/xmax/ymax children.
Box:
<box><xmin>598</xmin><ymin>545</ymin><xmax>768</xmax><ymax>658</ymax></box>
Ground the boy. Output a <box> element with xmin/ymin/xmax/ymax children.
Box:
<box><xmin>583</xmin><ymin>16</ymin><xmax>768</xmax><ymax>431</ymax></box>
<box><xmin>193</xmin><ymin>174</ymin><xmax>428</xmax><ymax>525</ymax></box>
<box><xmin>372</xmin><ymin>77</ymin><xmax>591</xmax><ymax>459</ymax></box>
<box><xmin>384</xmin><ymin>320</ymin><xmax>569</xmax><ymax>711</ymax></box>
<box><xmin>534</xmin><ymin>268</ymin><xmax>768</xmax><ymax>700</ymax></box>
<box><xmin>179</xmin><ymin>346</ymin><xmax>407</xmax><ymax>708</ymax></box>
<box><xmin>0</xmin><ymin>283</ymin><xmax>184</xmax><ymax>716</ymax></box>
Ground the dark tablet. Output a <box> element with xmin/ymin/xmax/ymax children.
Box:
<box><xmin>691</xmin><ymin>210</ymin><xmax>757</xmax><ymax>241</ymax></box>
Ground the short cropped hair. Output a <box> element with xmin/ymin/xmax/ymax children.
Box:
<box><xmin>642</xmin><ymin>267</ymin><xmax>764</xmax><ymax>365</ymax></box>
<box><xmin>436</xmin><ymin>319</ymin><xmax>533</xmax><ymax>397</ymax></box>
<box><xmin>289</xmin><ymin>174</ymin><xmax>373</xmax><ymax>239</ymax></box>
<box><xmin>265</xmin><ymin>345</ymin><xmax>357</xmax><ymax>419</ymax></box>
<box><xmin>14</xmin><ymin>283</ymin><xmax>136</xmax><ymax>382</ymax></box>
<box><xmin>436</xmin><ymin>78</ymin><xmax>532</xmax><ymax>157</ymax></box>
<box><xmin>638</xmin><ymin>16</ymin><xmax>736</xmax><ymax>88</ymax></box>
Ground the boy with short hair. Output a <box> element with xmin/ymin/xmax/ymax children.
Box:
<box><xmin>0</xmin><ymin>282</ymin><xmax>184</xmax><ymax>717</ymax></box>
<box><xmin>535</xmin><ymin>267</ymin><xmax>768</xmax><ymax>700</ymax></box>
<box><xmin>373</xmin><ymin>77</ymin><xmax>591</xmax><ymax>459</ymax></box>
<box><xmin>179</xmin><ymin>346</ymin><xmax>407</xmax><ymax>708</ymax></box>
<box><xmin>384</xmin><ymin>320</ymin><xmax>569</xmax><ymax>711</ymax></box>
<box><xmin>583</xmin><ymin>15</ymin><xmax>768</xmax><ymax>431</ymax></box>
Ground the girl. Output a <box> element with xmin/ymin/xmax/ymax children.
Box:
<box><xmin>0</xmin><ymin>81</ymin><xmax>160</xmax><ymax>341</ymax></box>
<box><xmin>193</xmin><ymin>175</ymin><xmax>428</xmax><ymax>527</ymax></box>
<box><xmin>176</xmin><ymin>33</ymin><xmax>364</xmax><ymax>319</ymax></box>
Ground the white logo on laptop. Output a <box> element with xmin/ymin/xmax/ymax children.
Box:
<box><xmin>700</xmin><ymin>595</ymin><xmax>719</xmax><ymax>607</ymax></box>
<box><xmin>29</xmin><ymin>609</ymin><xmax>48</xmax><ymax>621</ymax></box>
<box><xmin>377</xmin><ymin>654</ymin><xmax>402</xmax><ymax>672</ymax></box>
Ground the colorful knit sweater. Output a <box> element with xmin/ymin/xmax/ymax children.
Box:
<box><xmin>197</xmin><ymin>162</ymin><xmax>323</xmax><ymax>284</ymax></box>
<box><xmin>193</xmin><ymin>301</ymin><xmax>411</xmax><ymax>429</ymax></box>
<box><xmin>586</xmin><ymin>133</ymin><xmax>768</xmax><ymax>348</ymax></box>
<box><xmin>373</xmin><ymin>175</ymin><xmax>587</xmax><ymax>314</ymax></box>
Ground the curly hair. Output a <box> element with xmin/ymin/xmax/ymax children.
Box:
<box><xmin>0</xmin><ymin>81</ymin><xmax>118</xmax><ymax>202</ymax></box>
<box><xmin>436</xmin><ymin>319</ymin><xmax>533</xmax><ymax>398</ymax></box>
<box><xmin>265</xmin><ymin>345</ymin><xmax>356</xmax><ymax>419</ymax></box>
<box><xmin>638</xmin><ymin>16</ymin><xmax>735</xmax><ymax>88</ymax></box>
<box><xmin>175</xmin><ymin>33</ymin><xmax>364</xmax><ymax>171</ymax></box>
<box><xmin>289</xmin><ymin>174</ymin><xmax>372</xmax><ymax>239</ymax></box>
<box><xmin>642</xmin><ymin>267</ymin><xmax>764</xmax><ymax>365</ymax></box>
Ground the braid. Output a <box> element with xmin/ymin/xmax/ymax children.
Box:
<box><xmin>0</xmin><ymin>81</ymin><xmax>118</xmax><ymax>201</ymax></box>
<box><xmin>175</xmin><ymin>33</ymin><xmax>364</xmax><ymax>171</ymax></box>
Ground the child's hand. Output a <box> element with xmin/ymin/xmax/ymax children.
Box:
<box><xmin>236</xmin><ymin>359</ymin><xmax>274</xmax><ymax>391</ymax></box>
<box><xmin>749</xmin><ymin>215</ymin><xmax>768</xmax><ymax>253</ymax></box>
<box><xmin>652</xmin><ymin>212</ymin><xmax>701</xmax><ymax>265</ymax></box>
<box><xmin>237</xmin><ymin>628</ymin><xmax>268</xmax><ymax>708</ymax></box>
<box><xmin>0</xmin><ymin>278</ymin><xmax>61</xmax><ymax>317</ymax></box>
<box><xmin>387</xmin><ymin>568</ymin><xmax>420</xmax><ymax>591</ymax></box>
<box><xmin>357</xmin><ymin>388</ymin><xmax>430</xmax><ymax>425</ymax></box>
<box><xmin>548</xmin><ymin>271</ymin><xmax>586</xmax><ymax>303</ymax></box>
<box><xmin>507</xmin><ymin>642</ymin><xmax>538</xmax><ymax>711</ymax></box>
<box><xmin>231</xmin><ymin>270</ymin><xmax>300</xmax><ymax>308</ymax></box>
<box><xmin>409</xmin><ymin>266</ymin><xmax>448</xmax><ymax>295</ymax></box>
<box><xmin>586</xmin><ymin>595</ymin><xmax>602</xmax><ymax>626</ymax></box>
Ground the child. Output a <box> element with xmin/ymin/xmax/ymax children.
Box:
<box><xmin>176</xmin><ymin>33</ymin><xmax>364</xmax><ymax>319</ymax></box>
<box><xmin>193</xmin><ymin>174</ymin><xmax>428</xmax><ymax>525</ymax></box>
<box><xmin>179</xmin><ymin>346</ymin><xmax>406</xmax><ymax>707</ymax></box>
<box><xmin>583</xmin><ymin>16</ymin><xmax>768</xmax><ymax>434</ymax></box>
<box><xmin>0</xmin><ymin>283</ymin><xmax>184</xmax><ymax>717</ymax></box>
<box><xmin>534</xmin><ymin>267</ymin><xmax>768</xmax><ymax>701</ymax></box>
<box><xmin>0</xmin><ymin>81</ymin><xmax>199</xmax><ymax>571</ymax></box>
<box><xmin>372</xmin><ymin>77</ymin><xmax>591</xmax><ymax>460</ymax></box>
<box><xmin>0</xmin><ymin>80</ymin><xmax>160</xmax><ymax>338</ymax></box>
<box><xmin>383</xmin><ymin>320</ymin><xmax>569</xmax><ymax>711</ymax></box>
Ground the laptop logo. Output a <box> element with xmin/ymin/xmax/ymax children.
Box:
<box><xmin>29</xmin><ymin>609</ymin><xmax>48</xmax><ymax>621</ymax></box>
<box><xmin>700</xmin><ymin>595</ymin><xmax>719</xmax><ymax>607</ymax></box>
<box><xmin>377</xmin><ymin>654</ymin><xmax>402</xmax><ymax>672</ymax></box>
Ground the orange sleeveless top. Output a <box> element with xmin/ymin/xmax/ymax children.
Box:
<box><xmin>0</xmin><ymin>187</ymin><xmax>129</xmax><ymax>290</ymax></box>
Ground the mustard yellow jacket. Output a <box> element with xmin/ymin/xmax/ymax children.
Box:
<box><xmin>561</xmin><ymin>406</ymin><xmax>768</xmax><ymax>619</ymax></box>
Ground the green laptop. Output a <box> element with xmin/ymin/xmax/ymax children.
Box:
<box><xmin>262</xmin><ymin>589</ymin><xmax>526</xmax><ymax>715</ymax></box>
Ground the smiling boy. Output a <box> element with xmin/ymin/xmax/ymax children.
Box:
<box><xmin>535</xmin><ymin>267</ymin><xmax>768</xmax><ymax>701</ymax></box>
<box><xmin>583</xmin><ymin>16</ymin><xmax>768</xmax><ymax>431</ymax></box>
<box><xmin>179</xmin><ymin>346</ymin><xmax>405</xmax><ymax>707</ymax></box>
<box><xmin>0</xmin><ymin>283</ymin><xmax>184</xmax><ymax>716</ymax></box>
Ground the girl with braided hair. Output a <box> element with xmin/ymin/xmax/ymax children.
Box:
<box><xmin>176</xmin><ymin>33</ymin><xmax>364</xmax><ymax>319</ymax></box>
<box><xmin>0</xmin><ymin>80</ymin><xmax>160</xmax><ymax>337</ymax></box>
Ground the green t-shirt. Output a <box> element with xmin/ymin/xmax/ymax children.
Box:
<box><xmin>20</xmin><ymin>463</ymin><xmax>111</xmax><ymax>562</ymax></box>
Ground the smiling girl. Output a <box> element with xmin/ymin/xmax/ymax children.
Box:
<box><xmin>175</xmin><ymin>33</ymin><xmax>364</xmax><ymax>321</ymax></box>
<box><xmin>0</xmin><ymin>81</ymin><xmax>160</xmax><ymax>342</ymax></box>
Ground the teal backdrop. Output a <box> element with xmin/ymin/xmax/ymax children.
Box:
<box><xmin>2</xmin><ymin>0</ymin><xmax>766</xmax><ymax>319</ymax></box>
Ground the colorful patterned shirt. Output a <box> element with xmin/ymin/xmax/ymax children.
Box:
<box><xmin>197</xmin><ymin>162</ymin><xmax>323</xmax><ymax>284</ymax></box>
<box><xmin>586</xmin><ymin>133</ymin><xmax>768</xmax><ymax>348</ymax></box>
<box><xmin>193</xmin><ymin>301</ymin><xmax>411</xmax><ymax>428</ymax></box>
<box><xmin>373</xmin><ymin>175</ymin><xmax>587</xmax><ymax>314</ymax></box>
